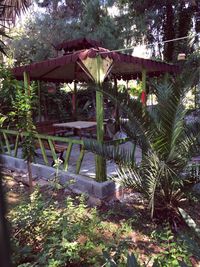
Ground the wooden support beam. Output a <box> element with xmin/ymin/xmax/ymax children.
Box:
<box><xmin>95</xmin><ymin>56</ymin><xmax>107</xmax><ymax>182</ymax></box>
<box><xmin>114</xmin><ymin>77</ymin><xmax>120</xmax><ymax>133</ymax></box>
<box><xmin>37</xmin><ymin>80</ymin><xmax>42</xmax><ymax>122</ymax></box>
<box><xmin>72</xmin><ymin>81</ymin><xmax>77</xmax><ymax>120</ymax></box>
<box><xmin>80</xmin><ymin>55</ymin><xmax>113</xmax><ymax>181</ymax></box>
<box><xmin>23</xmin><ymin>71</ymin><xmax>30</xmax><ymax>96</ymax></box>
<box><xmin>141</xmin><ymin>68</ymin><xmax>147</xmax><ymax>159</ymax></box>
<box><xmin>48</xmin><ymin>139</ymin><xmax>57</xmax><ymax>164</ymax></box>
<box><xmin>23</xmin><ymin>71</ymin><xmax>32</xmax><ymax>131</ymax></box>
<box><xmin>164</xmin><ymin>72</ymin><xmax>169</xmax><ymax>84</ymax></box>
<box><xmin>95</xmin><ymin>89</ymin><xmax>107</xmax><ymax>181</ymax></box>
<box><xmin>14</xmin><ymin>134</ymin><xmax>19</xmax><ymax>157</ymax></box>
<box><xmin>76</xmin><ymin>147</ymin><xmax>85</xmax><ymax>174</ymax></box>
<box><xmin>2</xmin><ymin>132</ymin><xmax>10</xmax><ymax>155</ymax></box>
<box><xmin>142</xmin><ymin>68</ymin><xmax>147</xmax><ymax>106</ymax></box>
<box><xmin>38</xmin><ymin>138</ymin><xmax>49</xmax><ymax>165</ymax></box>
<box><xmin>142</xmin><ymin>68</ymin><xmax>147</xmax><ymax>92</ymax></box>
<box><xmin>63</xmin><ymin>142</ymin><xmax>73</xmax><ymax>171</ymax></box>
<box><xmin>23</xmin><ymin>71</ymin><xmax>34</xmax><ymax>191</ymax></box>
<box><xmin>0</xmin><ymin>136</ymin><xmax>5</xmax><ymax>153</ymax></box>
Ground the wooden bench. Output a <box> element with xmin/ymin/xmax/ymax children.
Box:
<box><xmin>36</xmin><ymin>121</ymin><xmax>67</xmax><ymax>136</ymax></box>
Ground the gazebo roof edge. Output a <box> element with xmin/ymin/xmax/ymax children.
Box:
<box><xmin>11</xmin><ymin>47</ymin><xmax>180</xmax><ymax>82</ymax></box>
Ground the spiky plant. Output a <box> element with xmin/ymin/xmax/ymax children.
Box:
<box><xmin>85</xmin><ymin>77</ymin><xmax>200</xmax><ymax>224</ymax></box>
<box><xmin>0</xmin><ymin>0</ymin><xmax>32</xmax><ymax>55</ymax></box>
<box><xmin>0</xmin><ymin>0</ymin><xmax>31</xmax><ymax>23</ymax></box>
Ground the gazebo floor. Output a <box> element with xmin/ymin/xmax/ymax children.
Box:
<box><xmin>10</xmin><ymin>142</ymin><xmax>142</xmax><ymax>179</ymax></box>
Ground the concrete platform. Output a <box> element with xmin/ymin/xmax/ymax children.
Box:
<box><xmin>6</xmin><ymin>141</ymin><xmax>142</xmax><ymax>179</ymax></box>
<box><xmin>0</xmin><ymin>154</ymin><xmax>118</xmax><ymax>199</ymax></box>
<box><xmin>0</xmin><ymin>140</ymin><xmax>142</xmax><ymax>199</ymax></box>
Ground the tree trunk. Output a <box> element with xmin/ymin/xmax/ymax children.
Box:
<box><xmin>163</xmin><ymin>1</ymin><xmax>175</xmax><ymax>62</ymax></box>
<box><xmin>0</xmin><ymin>169</ymin><xmax>11</xmax><ymax>267</ymax></box>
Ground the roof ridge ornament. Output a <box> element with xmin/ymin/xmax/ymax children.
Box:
<box><xmin>55</xmin><ymin>38</ymin><xmax>103</xmax><ymax>54</ymax></box>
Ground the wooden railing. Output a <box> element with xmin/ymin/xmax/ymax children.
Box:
<box><xmin>0</xmin><ymin>129</ymin><xmax>136</xmax><ymax>179</ymax></box>
<box><xmin>0</xmin><ymin>129</ymin><xmax>85</xmax><ymax>174</ymax></box>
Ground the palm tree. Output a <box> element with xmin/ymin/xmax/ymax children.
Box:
<box><xmin>0</xmin><ymin>0</ymin><xmax>32</xmax><ymax>54</ymax></box>
<box><xmin>0</xmin><ymin>0</ymin><xmax>31</xmax><ymax>22</ymax></box>
<box><xmin>85</xmin><ymin>73</ymin><xmax>200</xmax><ymax>224</ymax></box>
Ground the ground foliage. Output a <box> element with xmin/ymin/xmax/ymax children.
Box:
<box><xmin>3</xmin><ymin>173</ymin><xmax>199</xmax><ymax>267</ymax></box>
<box><xmin>9</xmin><ymin>187</ymin><xmax>133</xmax><ymax>266</ymax></box>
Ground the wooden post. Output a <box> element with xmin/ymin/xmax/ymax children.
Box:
<box><xmin>164</xmin><ymin>72</ymin><xmax>169</xmax><ymax>84</ymax></box>
<box><xmin>44</xmin><ymin>96</ymin><xmax>48</xmax><ymax>120</ymax></box>
<box><xmin>142</xmin><ymin>68</ymin><xmax>147</xmax><ymax>105</ymax></box>
<box><xmin>95</xmin><ymin>56</ymin><xmax>107</xmax><ymax>182</ymax></box>
<box><xmin>114</xmin><ymin>77</ymin><xmax>120</xmax><ymax>132</ymax></box>
<box><xmin>37</xmin><ymin>80</ymin><xmax>42</xmax><ymax>122</ymax></box>
<box><xmin>23</xmin><ymin>72</ymin><xmax>32</xmax><ymax>127</ymax></box>
<box><xmin>72</xmin><ymin>81</ymin><xmax>77</xmax><ymax>120</ymax></box>
<box><xmin>141</xmin><ymin>68</ymin><xmax>147</xmax><ymax>159</ymax></box>
<box><xmin>23</xmin><ymin>71</ymin><xmax>30</xmax><ymax>96</ymax></box>
<box><xmin>79</xmin><ymin>54</ymin><xmax>113</xmax><ymax>181</ymax></box>
<box><xmin>23</xmin><ymin>71</ymin><xmax>33</xmax><ymax>192</ymax></box>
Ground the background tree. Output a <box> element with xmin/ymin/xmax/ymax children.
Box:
<box><xmin>116</xmin><ymin>0</ymin><xmax>197</xmax><ymax>62</ymax></box>
<box><xmin>10</xmin><ymin>0</ymin><xmax>123</xmax><ymax>64</ymax></box>
<box><xmin>9</xmin><ymin>0</ymin><xmax>200</xmax><ymax>64</ymax></box>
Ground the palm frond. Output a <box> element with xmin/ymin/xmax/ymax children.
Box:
<box><xmin>168</xmin><ymin>121</ymin><xmax>200</xmax><ymax>166</ymax></box>
<box><xmin>142</xmin><ymin>152</ymin><xmax>177</xmax><ymax>217</ymax></box>
<box><xmin>96</xmin><ymin>83</ymin><xmax>156</xmax><ymax>150</ymax></box>
<box><xmin>120</xmin><ymin>120</ymin><xmax>150</xmax><ymax>153</ymax></box>
<box><xmin>116</xmin><ymin>166</ymin><xmax>145</xmax><ymax>193</ymax></box>
<box><xmin>149</xmin><ymin>82</ymin><xmax>188</xmax><ymax>161</ymax></box>
<box><xmin>84</xmin><ymin>139</ymin><xmax>137</xmax><ymax>166</ymax></box>
<box><xmin>0</xmin><ymin>0</ymin><xmax>32</xmax><ymax>24</ymax></box>
<box><xmin>0</xmin><ymin>1</ymin><xmax>32</xmax><ymax>55</ymax></box>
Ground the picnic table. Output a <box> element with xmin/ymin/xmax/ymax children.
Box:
<box><xmin>53</xmin><ymin>121</ymin><xmax>99</xmax><ymax>139</ymax></box>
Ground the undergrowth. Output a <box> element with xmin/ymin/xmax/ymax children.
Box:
<box><xmin>8</xmin><ymin>187</ymin><xmax>132</xmax><ymax>266</ymax></box>
<box><xmin>7</xmin><ymin>186</ymin><xmax>199</xmax><ymax>266</ymax></box>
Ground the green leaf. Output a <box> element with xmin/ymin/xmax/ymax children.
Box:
<box><xmin>0</xmin><ymin>113</ymin><xmax>7</xmax><ymax>127</ymax></box>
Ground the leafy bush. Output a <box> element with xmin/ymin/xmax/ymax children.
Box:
<box><xmin>103</xmin><ymin>227</ymin><xmax>193</xmax><ymax>267</ymax></box>
<box><xmin>9</xmin><ymin>188</ymin><xmax>132</xmax><ymax>266</ymax></box>
<box><xmin>151</xmin><ymin>228</ymin><xmax>192</xmax><ymax>267</ymax></box>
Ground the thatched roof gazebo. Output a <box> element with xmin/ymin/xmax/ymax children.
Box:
<box><xmin>12</xmin><ymin>38</ymin><xmax>179</xmax><ymax>181</ymax></box>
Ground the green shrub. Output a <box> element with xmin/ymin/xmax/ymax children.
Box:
<box><xmin>102</xmin><ymin>227</ymin><xmax>193</xmax><ymax>267</ymax></box>
<box><xmin>9</xmin><ymin>187</ymin><xmax>195</xmax><ymax>266</ymax></box>
<box><xmin>151</xmin><ymin>227</ymin><xmax>192</xmax><ymax>267</ymax></box>
<box><xmin>9</xmin><ymin>188</ymin><xmax>131</xmax><ymax>266</ymax></box>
